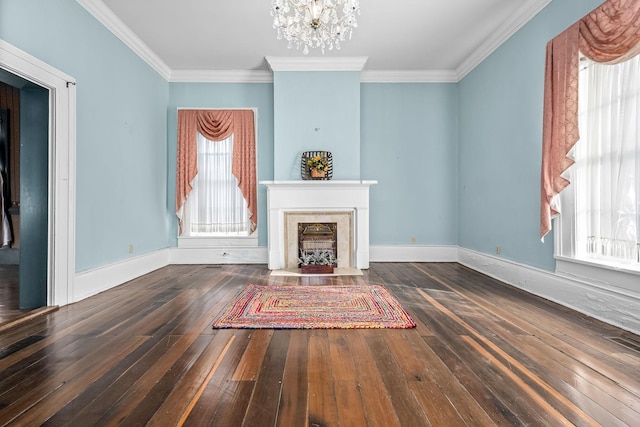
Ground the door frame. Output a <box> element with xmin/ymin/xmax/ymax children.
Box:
<box><xmin>0</xmin><ymin>39</ymin><xmax>76</xmax><ymax>306</ymax></box>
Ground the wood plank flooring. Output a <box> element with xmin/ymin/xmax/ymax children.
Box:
<box><xmin>0</xmin><ymin>262</ymin><xmax>639</xmax><ymax>426</ymax></box>
<box><xmin>0</xmin><ymin>265</ymin><xmax>25</xmax><ymax>324</ymax></box>
<box><xmin>0</xmin><ymin>265</ymin><xmax>59</xmax><ymax>332</ymax></box>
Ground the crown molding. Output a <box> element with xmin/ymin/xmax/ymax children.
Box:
<box><xmin>75</xmin><ymin>0</ymin><xmax>172</xmax><ymax>80</ymax></box>
<box><xmin>77</xmin><ymin>0</ymin><xmax>551</xmax><ymax>83</ymax></box>
<box><xmin>170</xmin><ymin>69</ymin><xmax>273</xmax><ymax>83</ymax></box>
<box><xmin>169</xmin><ymin>68</ymin><xmax>458</xmax><ymax>83</ymax></box>
<box><xmin>265</xmin><ymin>56</ymin><xmax>368</xmax><ymax>72</ymax></box>
<box><xmin>361</xmin><ymin>70</ymin><xmax>458</xmax><ymax>83</ymax></box>
<box><xmin>455</xmin><ymin>0</ymin><xmax>552</xmax><ymax>80</ymax></box>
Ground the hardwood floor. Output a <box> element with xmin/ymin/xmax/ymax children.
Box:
<box><xmin>0</xmin><ymin>265</ymin><xmax>23</xmax><ymax>324</ymax></box>
<box><xmin>0</xmin><ymin>262</ymin><xmax>639</xmax><ymax>426</ymax></box>
<box><xmin>0</xmin><ymin>265</ymin><xmax>56</xmax><ymax>331</ymax></box>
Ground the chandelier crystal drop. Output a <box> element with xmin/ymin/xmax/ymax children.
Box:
<box><xmin>271</xmin><ymin>0</ymin><xmax>360</xmax><ymax>55</ymax></box>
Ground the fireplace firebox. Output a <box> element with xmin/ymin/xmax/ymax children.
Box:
<box><xmin>298</xmin><ymin>222</ymin><xmax>338</xmax><ymax>266</ymax></box>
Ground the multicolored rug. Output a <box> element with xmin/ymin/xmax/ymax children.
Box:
<box><xmin>212</xmin><ymin>284</ymin><xmax>415</xmax><ymax>329</ymax></box>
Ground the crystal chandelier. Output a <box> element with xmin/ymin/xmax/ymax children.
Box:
<box><xmin>271</xmin><ymin>0</ymin><xmax>361</xmax><ymax>55</ymax></box>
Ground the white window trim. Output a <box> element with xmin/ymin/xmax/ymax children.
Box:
<box><xmin>177</xmin><ymin>235</ymin><xmax>258</xmax><ymax>248</ymax></box>
<box><xmin>554</xmin><ymin>158</ymin><xmax>639</xmax><ymax>292</ymax></box>
<box><xmin>177</xmin><ymin>107</ymin><xmax>259</xmax><ymax>248</ymax></box>
<box><xmin>553</xmin><ymin>54</ymin><xmax>640</xmax><ymax>292</ymax></box>
<box><xmin>555</xmin><ymin>198</ymin><xmax>640</xmax><ymax>295</ymax></box>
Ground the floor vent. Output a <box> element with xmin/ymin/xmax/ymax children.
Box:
<box><xmin>608</xmin><ymin>336</ymin><xmax>640</xmax><ymax>353</ymax></box>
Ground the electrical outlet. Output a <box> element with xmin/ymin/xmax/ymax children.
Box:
<box><xmin>129</xmin><ymin>244</ymin><xmax>134</xmax><ymax>253</ymax></box>
<box><xmin>495</xmin><ymin>246</ymin><xmax>501</xmax><ymax>255</ymax></box>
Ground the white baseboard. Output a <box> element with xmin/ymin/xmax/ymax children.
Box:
<box><xmin>73</xmin><ymin>249</ymin><xmax>170</xmax><ymax>303</ymax></box>
<box><xmin>370</xmin><ymin>245</ymin><xmax>458</xmax><ymax>262</ymax></box>
<box><xmin>68</xmin><ymin>245</ymin><xmax>451</xmax><ymax>304</ymax></box>
<box><xmin>458</xmin><ymin>248</ymin><xmax>640</xmax><ymax>335</ymax></box>
<box><xmin>69</xmin><ymin>244</ymin><xmax>640</xmax><ymax>336</ymax></box>
<box><xmin>169</xmin><ymin>246</ymin><xmax>268</xmax><ymax>264</ymax></box>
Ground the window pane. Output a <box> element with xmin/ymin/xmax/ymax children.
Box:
<box><xmin>575</xmin><ymin>55</ymin><xmax>640</xmax><ymax>265</ymax></box>
<box><xmin>188</xmin><ymin>132</ymin><xmax>250</xmax><ymax>236</ymax></box>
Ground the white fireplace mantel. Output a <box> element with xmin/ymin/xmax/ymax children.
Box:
<box><xmin>260</xmin><ymin>180</ymin><xmax>377</xmax><ymax>270</ymax></box>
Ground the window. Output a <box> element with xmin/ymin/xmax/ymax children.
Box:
<box><xmin>176</xmin><ymin>109</ymin><xmax>257</xmax><ymax>247</ymax></box>
<box><xmin>182</xmin><ymin>133</ymin><xmax>251</xmax><ymax>237</ymax></box>
<box><xmin>557</xmin><ymin>54</ymin><xmax>640</xmax><ymax>271</ymax></box>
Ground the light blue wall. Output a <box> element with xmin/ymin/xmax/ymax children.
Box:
<box><xmin>0</xmin><ymin>0</ymin><xmax>609</xmax><ymax>276</ymax></box>
<box><xmin>361</xmin><ymin>83</ymin><xmax>459</xmax><ymax>245</ymax></box>
<box><xmin>167</xmin><ymin>83</ymin><xmax>274</xmax><ymax>247</ymax></box>
<box><xmin>273</xmin><ymin>71</ymin><xmax>361</xmax><ymax>180</ymax></box>
<box><xmin>167</xmin><ymin>81</ymin><xmax>460</xmax><ymax>249</ymax></box>
<box><xmin>458</xmin><ymin>0</ymin><xmax>603</xmax><ymax>270</ymax></box>
<box><xmin>0</xmin><ymin>0</ymin><xmax>170</xmax><ymax>272</ymax></box>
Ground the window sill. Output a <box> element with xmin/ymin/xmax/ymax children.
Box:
<box><xmin>555</xmin><ymin>256</ymin><xmax>640</xmax><ymax>294</ymax></box>
<box><xmin>178</xmin><ymin>235</ymin><xmax>258</xmax><ymax>248</ymax></box>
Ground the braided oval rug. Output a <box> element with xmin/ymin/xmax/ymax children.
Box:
<box><xmin>212</xmin><ymin>284</ymin><xmax>415</xmax><ymax>329</ymax></box>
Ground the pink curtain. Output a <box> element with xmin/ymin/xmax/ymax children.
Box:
<box><xmin>540</xmin><ymin>0</ymin><xmax>640</xmax><ymax>239</ymax></box>
<box><xmin>176</xmin><ymin>109</ymin><xmax>257</xmax><ymax>234</ymax></box>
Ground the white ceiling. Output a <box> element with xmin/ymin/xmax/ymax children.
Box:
<box><xmin>86</xmin><ymin>0</ymin><xmax>551</xmax><ymax>81</ymax></box>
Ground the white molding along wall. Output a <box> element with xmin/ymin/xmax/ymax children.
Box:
<box><xmin>68</xmin><ymin>243</ymin><xmax>640</xmax><ymax>335</ymax></box>
<box><xmin>76</xmin><ymin>1</ymin><xmax>552</xmax><ymax>83</ymax></box>
<box><xmin>454</xmin><ymin>0</ymin><xmax>552</xmax><ymax>80</ymax></box>
<box><xmin>458</xmin><ymin>247</ymin><xmax>640</xmax><ymax>335</ymax></box>
<box><xmin>71</xmin><ymin>246</ymin><xmax>265</xmax><ymax>302</ymax></box>
<box><xmin>370</xmin><ymin>245</ymin><xmax>458</xmax><ymax>262</ymax></box>
<box><xmin>75</xmin><ymin>0</ymin><xmax>171</xmax><ymax>80</ymax></box>
<box><xmin>169</xmin><ymin>246</ymin><xmax>267</xmax><ymax>265</ymax></box>
<box><xmin>265</xmin><ymin>56</ymin><xmax>368</xmax><ymax>72</ymax></box>
<box><xmin>74</xmin><ymin>249</ymin><xmax>170</xmax><ymax>302</ymax></box>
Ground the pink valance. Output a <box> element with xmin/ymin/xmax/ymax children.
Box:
<box><xmin>176</xmin><ymin>109</ymin><xmax>257</xmax><ymax>234</ymax></box>
<box><xmin>540</xmin><ymin>0</ymin><xmax>640</xmax><ymax>240</ymax></box>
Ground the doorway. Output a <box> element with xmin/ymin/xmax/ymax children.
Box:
<box><xmin>0</xmin><ymin>73</ymin><xmax>50</xmax><ymax>318</ymax></box>
<box><xmin>0</xmin><ymin>39</ymin><xmax>76</xmax><ymax>314</ymax></box>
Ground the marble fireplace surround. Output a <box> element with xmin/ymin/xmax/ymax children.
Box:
<box><xmin>260</xmin><ymin>180</ymin><xmax>377</xmax><ymax>270</ymax></box>
<box><xmin>285</xmin><ymin>211</ymin><xmax>352</xmax><ymax>269</ymax></box>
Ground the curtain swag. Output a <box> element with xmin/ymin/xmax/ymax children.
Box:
<box><xmin>176</xmin><ymin>109</ymin><xmax>257</xmax><ymax>235</ymax></box>
<box><xmin>540</xmin><ymin>0</ymin><xmax>640</xmax><ymax>240</ymax></box>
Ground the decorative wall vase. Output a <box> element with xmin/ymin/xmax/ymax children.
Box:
<box><xmin>301</xmin><ymin>151</ymin><xmax>333</xmax><ymax>180</ymax></box>
<box><xmin>310</xmin><ymin>168</ymin><xmax>326</xmax><ymax>178</ymax></box>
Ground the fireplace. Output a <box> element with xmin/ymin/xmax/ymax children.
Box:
<box><xmin>298</xmin><ymin>223</ymin><xmax>337</xmax><ymax>264</ymax></box>
<box><xmin>260</xmin><ymin>180</ymin><xmax>377</xmax><ymax>270</ymax></box>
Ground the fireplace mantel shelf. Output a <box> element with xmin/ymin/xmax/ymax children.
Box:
<box><xmin>260</xmin><ymin>180</ymin><xmax>377</xmax><ymax>187</ymax></box>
